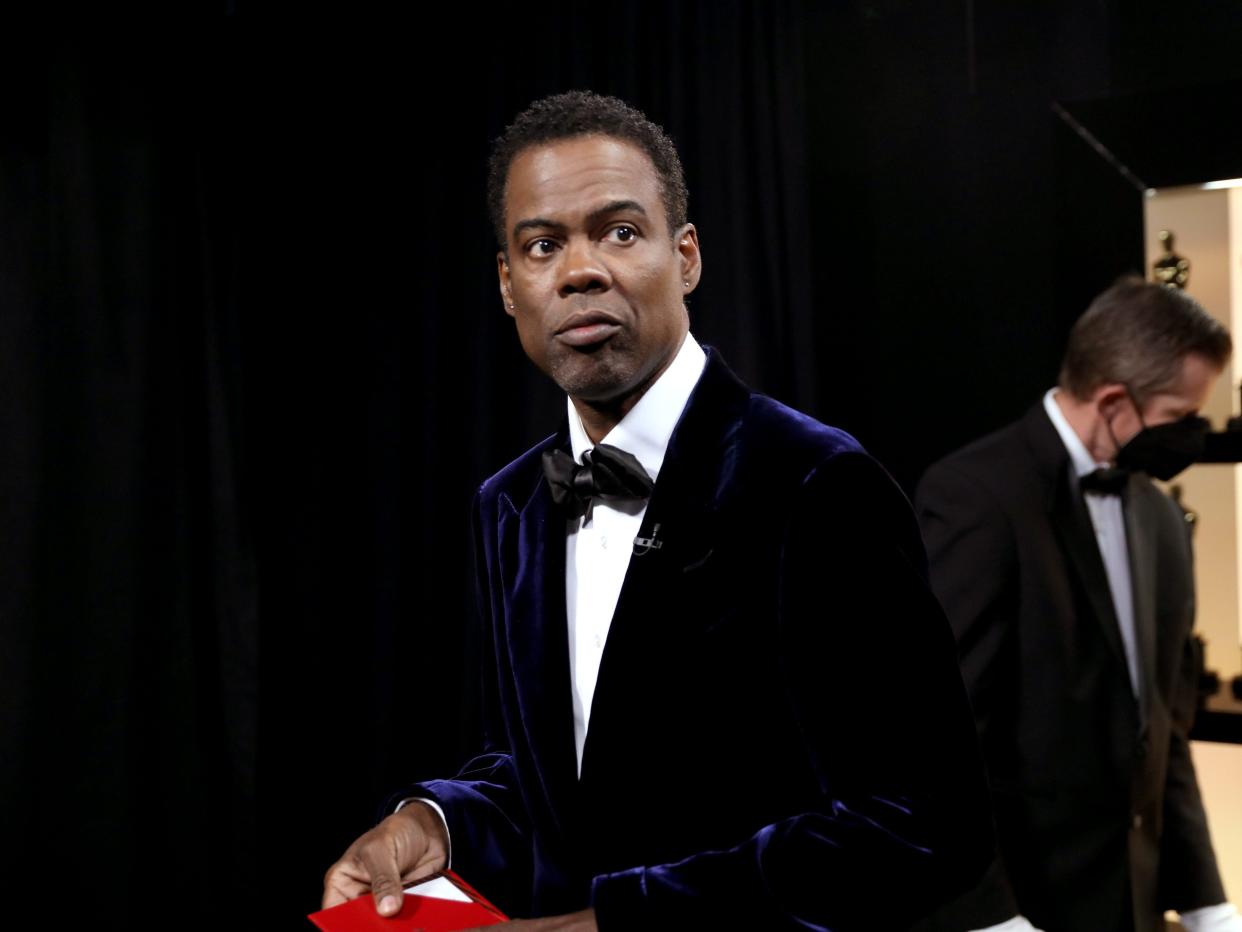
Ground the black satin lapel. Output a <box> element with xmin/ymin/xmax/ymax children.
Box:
<box><xmin>499</xmin><ymin>481</ymin><xmax>579</xmax><ymax>834</ymax></box>
<box><xmin>1049</xmin><ymin>469</ymin><xmax>1131</xmax><ymax>674</ymax></box>
<box><xmin>1123</xmin><ymin>483</ymin><xmax>1158</xmax><ymax>716</ymax></box>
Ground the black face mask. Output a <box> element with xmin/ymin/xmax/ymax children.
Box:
<box><xmin>1114</xmin><ymin>414</ymin><xmax>1209</xmax><ymax>481</ymax></box>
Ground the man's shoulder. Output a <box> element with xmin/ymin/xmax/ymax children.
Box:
<box><xmin>674</xmin><ymin>347</ymin><xmax>879</xmax><ymax>486</ymax></box>
<box><xmin>728</xmin><ymin>392</ymin><xmax>924</xmax><ymax>520</ymax></box>
<box><xmin>930</xmin><ymin>408</ymin><xmax>1046</xmax><ymax>481</ymax></box>
<box><xmin>693</xmin><ymin>346</ymin><xmax>867</xmax><ymax>468</ymax></box>
<box><xmin>917</xmin><ymin>408</ymin><xmax>1052</xmax><ymax>513</ymax></box>
<box><xmin>475</xmin><ymin>431</ymin><xmax>564</xmax><ymax>510</ymax></box>
<box><xmin>742</xmin><ymin>392</ymin><xmax>868</xmax><ymax>465</ymax></box>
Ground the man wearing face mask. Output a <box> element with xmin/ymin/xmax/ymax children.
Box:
<box><xmin>915</xmin><ymin>277</ymin><xmax>1241</xmax><ymax>932</ymax></box>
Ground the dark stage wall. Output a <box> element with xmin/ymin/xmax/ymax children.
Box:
<box><xmin>4</xmin><ymin>4</ymin><xmax>1242</xmax><ymax>929</ymax></box>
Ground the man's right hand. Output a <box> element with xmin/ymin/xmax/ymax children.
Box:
<box><xmin>322</xmin><ymin>801</ymin><xmax>450</xmax><ymax>916</ymax></box>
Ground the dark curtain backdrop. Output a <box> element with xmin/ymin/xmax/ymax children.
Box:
<box><xmin>3</xmin><ymin>8</ymin><xmax>814</xmax><ymax>930</ymax></box>
<box><xmin>4</xmin><ymin>5</ymin><xmax>1242</xmax><ymax>931</ymax></box>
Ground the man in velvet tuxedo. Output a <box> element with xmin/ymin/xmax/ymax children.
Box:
<box><xmin>916</xmin><ymin>280</ymin><xmax>1239</xmax><ymax>932</ymax></box>
<box><xmin>322</xmin><ymin>91</ymin><xmax>994</xmax><ymax>929</ymax></box>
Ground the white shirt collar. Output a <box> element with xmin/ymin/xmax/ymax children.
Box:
<box><xmin>566</xmin><ymin>333</ymin><xmax>707</xmax><ymax>483</ymax></box>
<box><xmin>1043</xmin><ymin>387</ymin><xmax>1108</xmax><ymax>478</ymax></box>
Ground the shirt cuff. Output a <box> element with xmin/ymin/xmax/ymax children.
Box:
<box><xmin>968</xmin><ymin>917</ymin><xmax>1041</xmax><ymax>932</ymax></box>
<box><xmin>394</xmin><ymin>796</ymin><xmax>453</xmax><ymax>871</ymax></box>
<box><xmin>1180</xmin><ymin>904</ymin><xmax>1242</xmax><ymax>932</ymax></box>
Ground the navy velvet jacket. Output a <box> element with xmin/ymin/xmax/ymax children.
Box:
<box><xmin>401</xmin><ymin>350</ymin><xmax>993</xmax><ymax>929</ymax></box>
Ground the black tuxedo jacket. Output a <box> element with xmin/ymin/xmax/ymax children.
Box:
<box><xmin>915</xmin><ymin>403</ymin><xmax>1225</xmax><ymax>932</ymax></box>
<box><xmin>400</xmin><ymin>349</ymin><xmax>994</xmax><ymax>929</ymax></box>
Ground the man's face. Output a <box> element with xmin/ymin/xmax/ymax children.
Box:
<box><xmin>1106</xmin><ymin>351</ymin><xmax>1220</xmax><ymax>449</ymax></box>
<box><xmin>496</xmin><ymin>135</ymin><xmax>701</xmax><ymax>407</ymax></box>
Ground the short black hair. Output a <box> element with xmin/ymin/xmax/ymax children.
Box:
<box><xmin>1059</xmin><ymin>276</ymin><xmax>1232</xmax><ymax>404</ymax></box>
<box><xmin>487</xmin><ymin>90</ymin><xmax>689</xmax><ymax>249</ymax></box>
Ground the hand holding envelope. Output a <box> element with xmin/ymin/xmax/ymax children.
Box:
<box><xmin>322</xmin><ymin>801</ymin><xmax>450</xmax><ymax>917</ymax></box>
<box><xmin>310</xmin><ymin>871</ymin><xmax>507</xmax><ymax>931</ymax></box>
<box><xmin>319</xmin><ymin>801</ymin><xmax>597</xmax><ymax>931</ymax></box>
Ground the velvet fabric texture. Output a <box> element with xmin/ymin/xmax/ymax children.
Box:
<box><xmin>915</xmin><ymin>404</ymin><xmax>1227</xmax><ymax>932</ymax></box>
<box><xmin>397</xmin><ymin>350</ymin><xmax>994</xmax><ymax>929</ymax></box>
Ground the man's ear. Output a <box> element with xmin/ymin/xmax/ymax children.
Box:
<box><xmin>676</xmin><ymin>223</ymin><xmax>702</xmax><ymax>294</ymax></box>
<box><xmin>1094</xmin><ymin>383</ymin><xmax>1130</xmax><ymax>419</ymax></box>
<box><xmin>497</xmin><ymin>251</ymin><xmax>515</xmax><ymax>318</ymax></box>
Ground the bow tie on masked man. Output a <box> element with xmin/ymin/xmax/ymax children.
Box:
<box><xmin>321</xmin><ymin>90</ymin><xmax>996</xmax><ymax>930</ymax></box>
<box><xmin>915</xmin><ymin>278</ymin><xmax>1242</xmax><ymax>932</ymax></box>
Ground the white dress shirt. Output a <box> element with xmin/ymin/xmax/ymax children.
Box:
<box><xmin>1043</xmin><ymin>388</ymin><xmax>1141</xmax><ymax>698</ymax></box>
<box><xmin>564</xmin><ymin>334</ymin><xmax>707</xmax><ymax>773</ymax></box>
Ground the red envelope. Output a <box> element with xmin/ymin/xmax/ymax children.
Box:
<box><xmin>308</xmin><ymin>870</ymin><xmax>507</xmax><ymax>931</ymax></box>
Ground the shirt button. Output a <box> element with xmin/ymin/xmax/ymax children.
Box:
<box><xmin>1132</xmin><ymin>814</ymin><xmax>1143</xmax><ymax>829</ymax></box>
<box><xmin>600</xmin><ymin>535</ymin><xmax>608</xmax><ymax>549</ymax></box>
<box><xmin>594</xmin><ymin>634</ymin><xmax>603</xmax><ymax>649</ymax></box>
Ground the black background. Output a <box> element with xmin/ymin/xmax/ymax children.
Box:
<box><xmin>4</xmin><ymin>4</ymin><xmax>1242</xmax><ymax>929</ymax></box>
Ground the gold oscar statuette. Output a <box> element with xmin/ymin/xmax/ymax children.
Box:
<box><xmin>1152</xmin><ymin>229</ymin><xmax>1190</xmax><ymax>289</ymax></box>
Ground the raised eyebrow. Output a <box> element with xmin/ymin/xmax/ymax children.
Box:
<box><xmin>585</xmin><ymin>200</ymin><xmax>649</xmax><ymax>228</ymax></box>
<box><xmin>511</xmin><ymin>201</ymin><xmax>649</xmax><ymax>241</ymax></box>
<box><xmin>511</xmin><ymin>217</ymin><xmax>566</xmax><ymax>239</ymax></box>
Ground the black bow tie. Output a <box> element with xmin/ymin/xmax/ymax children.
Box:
<box><xmin>1080</xmin><ymin>467</ymin><xmax>1130</xmax><ymax>496</ymax></box>
<box><xmin>541</xmin><ymin>444</ymin><xmax>654</xmax><ymax>518</ymax></box>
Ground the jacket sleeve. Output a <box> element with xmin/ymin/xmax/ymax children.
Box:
<box><xmin>588</xmin><ymin>451</ymin><xmax>996</xmax><ymax>930</ymax></box>
<box><xmin>915</xmin><ymin>461</ymin><xmax>1019</xmax><ymax>745</ymax></box>
<box><xmin>1157</xmin><ymin>616</ymin><xmax>1226</xmax><ymax>911</ymax></box>
<box><xmin>910</xmin><ymin>459</ymin><xmax>1024</xmax><ymax>928</ymax></box>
